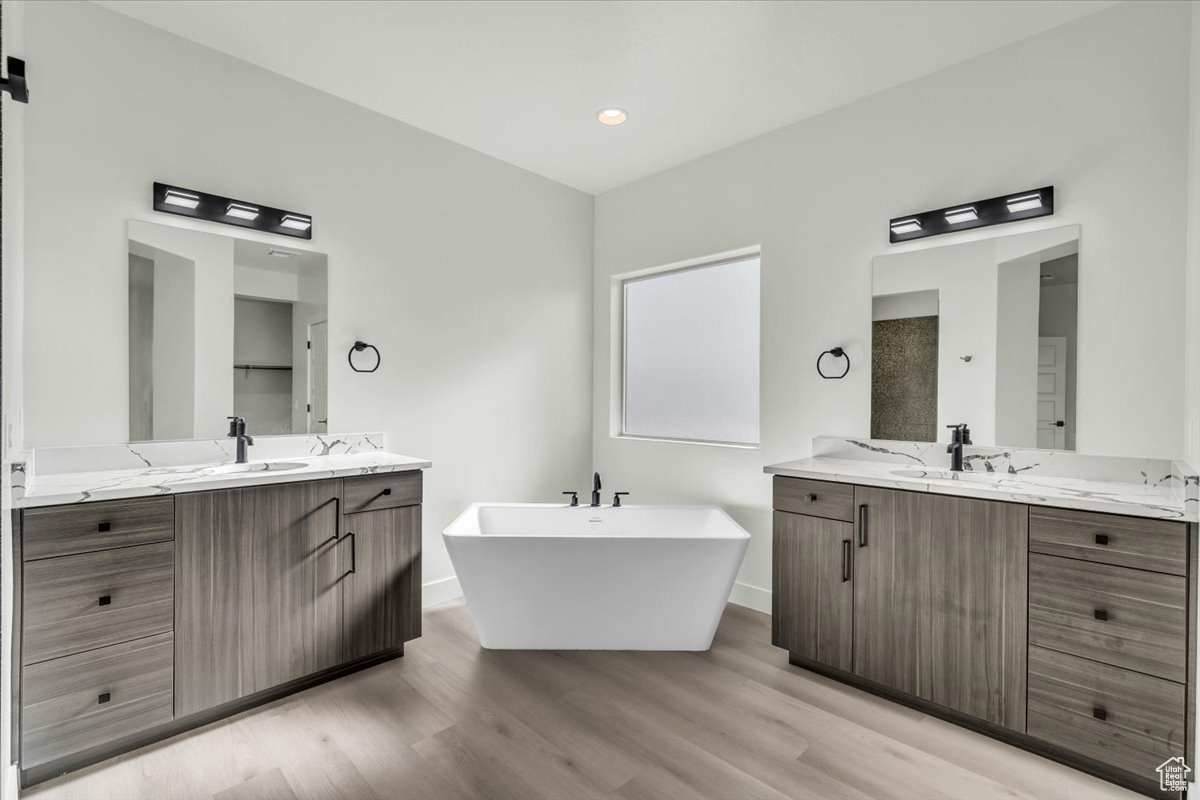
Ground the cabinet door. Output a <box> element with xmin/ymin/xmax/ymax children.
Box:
<box><xmin>852</xmin><ymin>486</ymin><xmax>926</xmax><ymax>695</ymax></box>
<box><xmin>342</xmin><ymin>505</ymin><xmax>422</xmax><ymax>662</ymax></box>
<box><xmin>176</xmin><ymin>480</ymin><xmax>342</xmax><ymax>716</ymax></box>
<box><xmin>175</xmin><ymin>487</ymin><xmax>256</xmax><ymax>716</ymax></box>
<box><xmin>922</xmin><ymin>494</ymin><xmax>1027</xmax><ymax>730</ymax></box>
<box><xmin>772</xmin><ymin>511</ymin><xmax>853</xmax><ymax>671</ymax></box>
<box><xmin>251</xmin><ymin>480</ymin><xmax>344</xmax><ymax>689</ymax></box>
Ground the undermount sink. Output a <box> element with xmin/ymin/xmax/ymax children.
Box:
<box><xmin>210</xmin><ymin>461</ymin><xmax>308</xmax><ymax>474</ymax></box>
<box><xmin>891</xmin><ymin>468</ymin><xmax>997</xmax><ymax>482</ymax></box>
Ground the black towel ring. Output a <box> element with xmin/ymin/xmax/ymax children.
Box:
<box><xmin>348</xmin><ymin>340</ymin><xmax>381</xmax><ymax>373</ymax></box>
<box><xmin>817</xmin><ymin>346</ymin><xmax>850</xmax><ymax>379</ymax></box>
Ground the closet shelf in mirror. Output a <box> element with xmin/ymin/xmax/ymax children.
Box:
<box><xmin>233</xmin><ymin>364</ymin><xmax>293</xmax><ymax>371</ymax></box>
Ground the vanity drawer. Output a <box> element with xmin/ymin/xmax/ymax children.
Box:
<box><xmin>21</xmin><ymin>632</ymin><xmax>174</xmax><ymax>768</ymax></box>
<box><xmin>23</xmin><ymin>541</ymin><xmax>174</xmax><ymax>665</ymax></box>
<box><xmin>1029</xmin><ymin>506</ymin><xmax>1186</xmax><ymax>576</ymax></box>
<box><xmin>1028</xmin><ymin>553</ymin><xmax>1187</xmax><ymax>681</ymax></box>
<box><xmin>1028</xmin><ymin>645</ymin><xmax>1185</xmax><ymax>777</ymax></box>
<box><xmin>22</xmin><ymin>497</ymin><xmax>175</xmax><ymax>561</ymax></box>
<box><xmin>773</xmin><ymin>477</ymin><xmax>855</xmax><ymax>522</ymax></box>
<box><xmin>343</xmin><ymin>471</ymin><xmax>422</xmax><ymax>513</ymax></box>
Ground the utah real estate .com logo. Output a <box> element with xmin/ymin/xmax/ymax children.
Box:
<box><xmin>1157</xmin><ymin>757</ymin><xmax>1191</xmax><ymax>792</ymax></box>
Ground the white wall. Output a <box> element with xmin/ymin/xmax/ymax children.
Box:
<box><xmin>594</xmin><ymin>1</ymin><xmax>1190</xmax><ymax>610</ymax></box>
<box><xmin>871</xmin><ymin>289</ymin><xmax>938</xmax><ymax>322</ymax></box>
<box><xmin>19</xmin><ymin>1</ymin><xmax>594</xmax><ymax>602</ymax></box>
<box><xmin>994</xmin><ymin>258</ymin><xmax>1040</xmax><ymax>448</ymax></box>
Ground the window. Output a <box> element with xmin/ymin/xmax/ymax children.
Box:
<box><xmin>621</xmin><ymin>254</ymin><xmax>760</xmax><ymax>446</ymax></box>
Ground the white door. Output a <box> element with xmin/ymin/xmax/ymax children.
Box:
<box><xmin>1036</xmin><ymin>336</ymin><xmax>1067</xmax><ymax>449</ymax></box>
<box><xmin>308</xmin><ymin>321</ymin><xmax>329</xmax><ymax>434</ymax></box>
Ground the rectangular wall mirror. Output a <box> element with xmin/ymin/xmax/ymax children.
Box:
<box><xmin>128</xmin><ymin>219</ymin><xmax>329</xmax><ymax>442</ymax></box>
<box><xmin>871</xmin><ymin>224</ymin><xmax>1078</xmax><ymax>450</ymax></box>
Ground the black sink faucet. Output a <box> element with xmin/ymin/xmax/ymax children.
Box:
<box><xmin>227</xmin><ymin>416</ymin><xmax>255</xmax><ymax>464</ymax></box>
<box><xmin>947</xmin><ymin>424</ymin><xmax>972</xmax><ymax>472</ymax></box>
<box><xmin>591</xmin><ymin>472</ymin><xmax>602</xmax><ymax>507</ymax></box>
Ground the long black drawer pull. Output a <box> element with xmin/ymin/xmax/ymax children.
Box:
<box><xmin>1095</xmin><ymin>533</ymin><xmax>1109</xmax><ymax>546</ymax></box>
<box><xmin>347</xmin><ymin>532</ymin><xmax>357</xmax><ymax>575</ymax></box>
<box><xmin>98</xmin><ymin>692</ymin><xmax>111</xmax><ymax>705</ymax></box>
<box><xmin>857</xmin><ymin>504</ymin><xmax>868</xmax><ymax>547</ymax></box>
<box><xmin>98</xmin><ymin>594</ymin><xmax>112</xmax><ymax>607</ymax></box>
<box><xmin>97</xmin><ymin>521</ymin><xmax>111</xmax><ymax>533</ymax></box>
<box><xmin>1092</xmin><ymin>706</ymin><xmax>1107</xmax><ymax>721</ymax></box>
<box><xmin>1093</xmin><ymin>608</ymin><xmax>1108</xmax><ymax>621</ymax></box>
<box><xmin>841</xmin><ymin>539</ymin><xmax>851</xmax><ymax>582</ymax></box>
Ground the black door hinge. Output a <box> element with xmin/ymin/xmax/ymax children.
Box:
<box><xmin>1</xmin><ymin>58</ymin><xmax>29</xmax><ymax>104</ymax></box>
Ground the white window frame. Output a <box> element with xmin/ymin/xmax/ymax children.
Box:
<box><xmin>614</xmin><ymin>246</ymin><xmax>762</xmax><ymax>449</ymax></box>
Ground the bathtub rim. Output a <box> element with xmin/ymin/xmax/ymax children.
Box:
<box><xmin>442</xmin><ymin>502</ymin><xmax>751</xmax><ymax>541</ymax></box>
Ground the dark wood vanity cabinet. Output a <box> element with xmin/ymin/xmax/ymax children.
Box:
<box><xmin>175</xmin><ymin>479</ymin><xmax>344</xmax><ymax>715</ymax></box>
<box><xmin>14</xmin><ymin>471</ymin><xmax>424</xmax><ymax>786</ymax></box>
<box><xmin>341</xmin><ymin>471</ymin><xmax>423</xmax><ymax>661</ymax></box>
<box><xmin>772</xmin><ymin>475</ymin><xmax>1194</xmax><ymax>796</ymax></box>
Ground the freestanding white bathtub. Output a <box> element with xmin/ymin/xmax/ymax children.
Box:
<box><xmin>443</xmin><ymin>503</ymin><xmax>750</xmax><ymax>650</ymax></box>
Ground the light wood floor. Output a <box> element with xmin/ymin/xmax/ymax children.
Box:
<box><xmin>27</xmin><ymin>601</ymin><xmax>1139</xmax><ymax>800</ymax></box>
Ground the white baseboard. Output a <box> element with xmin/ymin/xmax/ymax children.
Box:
<box><xmin>728</xmin><ymin>580</ymin><xmax>770</xmax><ymax>614</ymax></box>
<box><xmin>422</xmin><ymin>575</ymin><xmax>462</xmax><ymax>607</ymax></box>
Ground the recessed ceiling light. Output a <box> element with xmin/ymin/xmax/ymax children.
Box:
<box><xmin>267</xmin><ymin>249</ymin><xmax>296</xmax><ymax>258</ymax></box>
<box><xmin>226</xmin><ymin>202</ymin><xmax>260</xmax><ymax>221</ymax></box>
<box><xmin>944</xmin><ymin>206</ymin><xmax>978</xmax><ymax>224</ymax></box>
<box><xmin>597</xmin><ymin>107</ymin><xmax>628</xmax><ymax>126</ymax></box>
<box><xmin>163</xmin><ymin>189</ymin><xmax>200</xmax><ymax>209</ymax></box>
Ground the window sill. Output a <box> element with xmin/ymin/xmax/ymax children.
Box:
<box><xmin>613</xmin><ymin>433</ymin><xmax>760</xmax><ymax>450</ymax></box>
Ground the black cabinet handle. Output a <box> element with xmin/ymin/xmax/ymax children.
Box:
<box><xmin>97</xmin><ymin>521</ymin><xmax>111</xmax><ymax>533</ymax></box>
<box><xmin>841</xmin><ymin>539</ymin><xmax>851</xmax><ymax>582</ymax></box>
<box><xmin>807</xmin><ymin>493</ymin><xmax>818</xmax><ymax>503</ymax></box>
<box><xmin>98</xmin><ymin>594</ymin><xmax>112</xmax><ymax>607</ymax></box>
<box><xmin>857</xmin><ymin>504</ymin><xmax>868</xmax><ymax>547</ymax></box>
<box><xmin>382</xmin><ymin>487</ymin><xmax>392</xmax><ymax>496</ymax></box>
<box><xmin>1092</xmin><ymin>706</ymin><xmax>1107</xmax><ymax>721</ymax></box>
<box><xmin>98</xmin><ymin>692</ymin><xmax>111</xmax><ymax>705</ymax></box>
<box><xmin>346</xmin><ymin>532</ymin><xmax>356</xmax><ymax>575</ymax></box>
<box><xmin>1094</xmin><ymin>608</ymin><xmax>1108</xmax><ymax>621</ymax></box>
<box><xmin>1095</xmin><ymin>533</ymin><xmax>1109</xmax><ymax>546</ymax></box>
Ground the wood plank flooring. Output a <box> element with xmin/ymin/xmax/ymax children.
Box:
<box><xmin>26</xmin><ymin>601</ymin><xmax>1139</xmax><ymax>800</ymax></box>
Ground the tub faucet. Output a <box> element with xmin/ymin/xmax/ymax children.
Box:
<box><xmin>227</xmin><ymin>416</ymin><xmax>255</xmax><ymax>464</ymax></box>
<box><xmin>947</xmin><ymin>423</ymin><xmax>971</xmax><ymax>472</ymax></box>
<box><xmin>591</xmin><ymin>472</ymin><xmax>602</xmax><ymax>507</ymax></box>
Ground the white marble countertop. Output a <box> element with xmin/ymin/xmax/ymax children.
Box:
<box><xmin>12</xmin><ymin>433</ymin><xmax>431</xmax><ymax>508</ymax></box>
<box><xmin>765</xmin><ymin>455</ymin><xmax>1195</xmax><ymax>521</ymax></box>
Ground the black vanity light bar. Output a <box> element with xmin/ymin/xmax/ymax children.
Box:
<box><xmin>888</xmin><ymin>186</ymin><xmax>1054</xmax><ymax>244</ymax></box>
<box><xmin>152</xmin><ymin>182</ymin><xmax>313</xmax><ymax>240</ymax></box>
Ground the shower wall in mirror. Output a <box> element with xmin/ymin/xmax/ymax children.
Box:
<box><xmin>871</xmin><ymin>224</ymin><xmax>1078</xmax><ymax>450</ymax></box>
<box><xmin>128</xmin><ymin>220</ymin><xmax>329</xmax><ymax>442</ymax></box>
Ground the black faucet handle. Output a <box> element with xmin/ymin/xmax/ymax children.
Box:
<box><xmin>562</xmin><ymin>491</ymin><xmax>579</xmax><ymax>507</ymax></box>
<box><xmin>593</xmin><ymin>472</ymin><xmax>602</xmax><ymax>492</ymax></box>
<box><xmin>613</xmin><ymin>492</ymin><xmax>629</xmax><ymax>508</ymax></box>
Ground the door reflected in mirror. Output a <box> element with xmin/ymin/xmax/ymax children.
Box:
<box><xmin>128</xmin><ymin>220</ymin><xmax>329</xmax><ymax>442</ymax></box>
<box><xmin>871</xmin><ymin>224</ymin><xmax>1078</xmax><ymax>450</ymax></box>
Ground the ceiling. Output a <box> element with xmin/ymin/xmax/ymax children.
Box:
<box><xmin>96</xmin><ymin>0</ymin><xmax>1115</xmax><ymax>194</ymax></box>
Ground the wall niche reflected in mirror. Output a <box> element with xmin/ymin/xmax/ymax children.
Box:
<box><xmin>871</xmin><ymin>224</ymin><xmax>1078</xmax><ymax>450</ymax></box>
<box><xmin>128</xmin><ymin>220</ymin><xmax>329</xmax><ymax>442</ymax></box>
